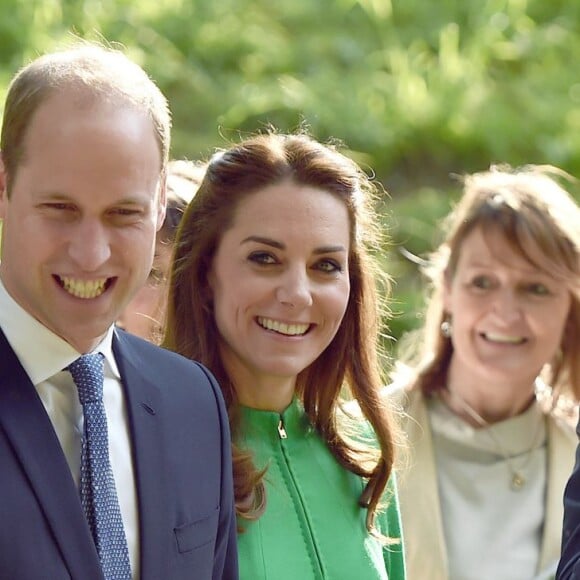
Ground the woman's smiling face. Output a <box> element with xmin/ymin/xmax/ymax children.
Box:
<box><xmin>209</xmin><ymin>180</ymin><xmax>351</xmax><ymax>406</ymax></box>
<box><xmin>444</xmin><ymin>225</ymin><xmax>572</xmax><ymax>388</ymax></box>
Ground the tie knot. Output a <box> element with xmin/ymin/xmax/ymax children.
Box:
<box><xmin>68</xmin><ymin>353</ymin><xmax>105</xmax><ymax>404</ymax></box>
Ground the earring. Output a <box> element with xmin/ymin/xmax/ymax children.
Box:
<box><xmin>441</xmin><ymin>318</ymin><xmax>452</xmax><ymax>338</ymax></box>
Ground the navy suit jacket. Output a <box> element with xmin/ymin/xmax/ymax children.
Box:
<box><xmin>557</xmin><ymin>420</ymin><xmax>580</xmax><ymax>579</ymax></box>
<box><xmin>0</xmin><ymin>328</ymin><xmax>238</xmax><ymax>580</ymax></box>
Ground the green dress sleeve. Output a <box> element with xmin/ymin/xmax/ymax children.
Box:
<box><xmin>380</xmin><ymin>472</ymin><xmax>407</xmax><ymax>580</ymax></box>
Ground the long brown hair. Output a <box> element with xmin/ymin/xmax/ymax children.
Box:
<box><xmin>164</xmin><ymin>132</ymin><xmax>397</xmax><ymax>531</ymax></box>
<box><xmin>397</xmin><ymin>165</ymin><xmax>580</xmax><ymax>407</ymax></box>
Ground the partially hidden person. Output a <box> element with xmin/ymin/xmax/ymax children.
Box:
<box><xmin>118</xmin><ymin>159</ymin><xmax>205</xmax><ymax>343</ymax></box>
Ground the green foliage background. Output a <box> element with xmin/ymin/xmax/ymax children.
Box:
<box><xmin>1</xmin><ymin>0</ymin><xmax>579</xmax><ymax>345</ymax></box>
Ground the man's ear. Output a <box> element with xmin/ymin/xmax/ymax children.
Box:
<box><xmin>156</xmin><ymin>171</ymin><xmax>167</xmax><ymax>232</ymax></box>
<box><xmin>0</xmin><ymin>152</ymin><xmax>8</xmax><ymax>219</ymax></box>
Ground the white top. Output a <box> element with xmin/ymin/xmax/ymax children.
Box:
<box><xmin>428</xmin><ymin>396</ymin><xmax>549</xmax><ymax>580</ymax></box>
<box><xmin>0</xmin><ymin>279</ymin><xmax>140</xmax><ymax>578</ymax></box>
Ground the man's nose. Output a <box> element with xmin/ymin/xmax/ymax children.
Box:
<box><xmin>67</xmin><ymin>219</ymin><xmax>111</xmax><ymax>272</ymax></box>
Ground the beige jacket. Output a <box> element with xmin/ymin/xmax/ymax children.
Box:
<box><xmin>396</xmin><ymin>388</ymin><xmax>577</xmax><ymax>580</ymax></box>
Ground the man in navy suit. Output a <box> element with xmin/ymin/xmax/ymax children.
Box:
<box><xmin>0</xmin><ymin>44</ymin><xmax>238</xmax><ymax>579</ymax></box>
<box><xmin>558</xmin><ymin>432</ymin><xmax>580</xmax><ymax>579</ymax></box>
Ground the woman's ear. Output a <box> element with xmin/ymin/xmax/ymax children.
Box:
<box><xmin>560</xmin><ymin>312</ymin><xmax>575</xmax><ymax>356</ymax></box>
<box><xmin>442</xmin><ymin>268</ymin><xmax>453</xmax><ymax>313</ymax></box>
<box><xmin>207</xmin><ymin>261</ymin><xmax>215</xmax><ymax>292</ymax></box>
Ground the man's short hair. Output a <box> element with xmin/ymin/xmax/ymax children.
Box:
<box><xmin>1</xmin><ymin>42</ymin><xmax>171</xmax><ymax>194</ymax></box>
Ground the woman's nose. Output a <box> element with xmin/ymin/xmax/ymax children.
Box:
<box><xmin>275</xmin><ymin>269</ymin><xmax>313</xmax><ymax>309</ymax></box>
<box><xmin>491</xmin><ymin>288</ymin><xmax>523</xmax><ymax>324</ymax></box>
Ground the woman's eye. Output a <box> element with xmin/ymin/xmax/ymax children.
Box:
<box><xmin>248</xmin><ymin>251</ymin><xmax>277</xmax><ymax>265</ymax></box>
<box><xmin>316</xmin><ymin>259</ymin><xmax>342</xmax><ymax>274</ymax></box>
<box><xmin>526</xmin><ymin>283</ymin><xmax>550</xmax><ymax>296</ymax></box>
<box><xmin>471</xmin><ymin>275</ymin><xmax>493</xmax><ymax>289</ymax></box>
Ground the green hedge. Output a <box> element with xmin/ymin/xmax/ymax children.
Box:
<box><xmin>1</xmin><ymin>0</ymin><xmax>578</xmax><ymax>345</ymax></box>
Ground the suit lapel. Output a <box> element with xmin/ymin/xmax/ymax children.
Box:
<box><xmin>0</xmin><ymin>330</ymin><xmax>103</xmax><ymax>579</ymax></box>
<box><xmin>113</xmin><ymin>332</ymin><xmax>168</xmax><ymax>580</ymax></box>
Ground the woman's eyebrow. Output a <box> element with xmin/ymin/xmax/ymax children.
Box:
<box><xmin>241</xmin><ymin>235</ymin><xmax>284</xmax><ymax>249</ymax></box>
<box><xmin>241</xmin><ymin>236</ymin><xmax>346</xmax><ymax>255</ymax></box>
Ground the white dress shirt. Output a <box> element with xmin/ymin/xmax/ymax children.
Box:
<box><xmin>0</xmin><ymin>279</ymin><xmax>140</xmax><ymax>578</ymax></box>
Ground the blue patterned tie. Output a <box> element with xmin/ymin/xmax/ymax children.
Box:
<box><xmin>68</xmin><ymin>354</ymin><xmax>132</xmax><ymax>580</ymax></box>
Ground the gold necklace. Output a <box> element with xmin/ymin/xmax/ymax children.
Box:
<box><xmin>443</xmin><ymin>387</ymin><xmax>545</xmax><ymax>491</ymax></box>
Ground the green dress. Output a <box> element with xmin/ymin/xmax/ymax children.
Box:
<box><xmin>236</xmin><ymin>399</ymin><xmax>406</xmax><ymax>579</ymax></box>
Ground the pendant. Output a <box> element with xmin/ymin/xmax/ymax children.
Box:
<box><xmin>511</xmin><ymin>473</ymin><xmax>526</xmax><ymax>490</ymax></box>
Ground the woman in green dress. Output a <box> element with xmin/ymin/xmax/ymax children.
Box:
<box><xmin>164</xmin><ymin>132</ymin><xmax>406</xmax><ymax>579</ymax></box>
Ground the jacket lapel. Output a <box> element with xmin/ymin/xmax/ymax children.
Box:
<box><xmin>0</xmin><ymin>330</ymin><xmax>103</xmax><ymax>579</ymax></box>
<box><xmin>538</xmin><ymin>415</ymin><xmax>577</xmax><ymax>571</ymax></box>
<box><xmin>113</xmin><ymin>332</ymin><xmax>168</xmax><ymax>580</ymax></box>
<box><xmin>399</xmin><ymin>388</ymin><xmax>449</xmax><ymax>580</ymax></box>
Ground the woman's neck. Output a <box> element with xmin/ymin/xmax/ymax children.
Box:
<box><xmin>219</xmin><ymin>345</ymin><xmax>297</xmax><ymax>413</ymax></box>
<box><xmin>444</xmin><ymin>360</ymin><xmax>537</xmax><ymax>425</ymax></box>
<box><xmin>233</xmin><ymin>372</ymin><xmax>296</xmax><ymax>414</ymax></box>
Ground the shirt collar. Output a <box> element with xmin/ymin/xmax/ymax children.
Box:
<box><xmin>0</xmin><ymin>277</ymin><xmax>120</xmax><ymax>385</ymax></box>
